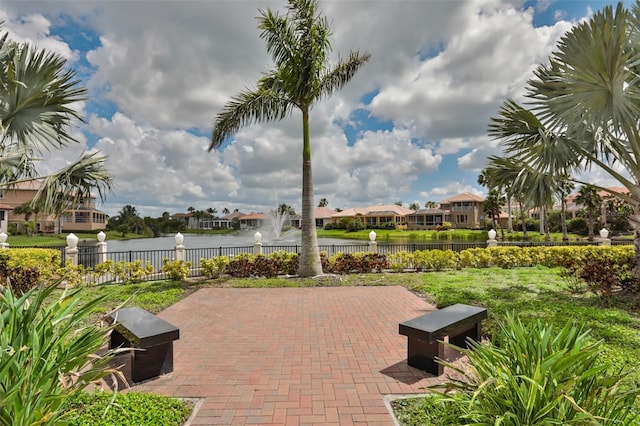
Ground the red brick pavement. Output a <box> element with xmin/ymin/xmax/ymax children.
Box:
<box><xmin>131</xmin><ymin>286</ymin><xmax>449</xmax><ymax>425</ymax></box>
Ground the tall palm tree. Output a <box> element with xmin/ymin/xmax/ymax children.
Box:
<box><xmin>209</xmin><ymin>0</ymin><xmax>370</xmax><ymax>277</ymax></box>
<box><xmin>490</xmin><ymin>3</ymin><xmax>640</xmax><ymax>271</ymax></box>
<box><xmin>0</xmin><ymin>28</ymin><xmax>112</xmax><ymax>216</ymax></box>
<box><xmin>575</xmin><ymin>184</ymin><xmax>603</xmax><ymax>241</ymax></box>
<box><xmin>483</xmin><ymin>189</ymin><xmax>506</xmax><ymax>236</ymax></box>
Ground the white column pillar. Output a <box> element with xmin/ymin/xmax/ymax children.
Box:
<box><xmin>487</xmin><ymin>229</ymin><xmax>498</xmax><ymax>248</ymax></box>
<box><xmin>368</xmin><ymin>230</ymin><xmax>378</xmax><ymax>253</ymax></box>
<box><xmin>254</xmin><ymin>231</ymin><xmax>263</xmax><ymax>255</ymax></box>
<box><xmin>65</xmin><ymin>233</ymin><xmax>79</xmax><ymax>266</ymax></box>
<box><xmin>175</xmin><ymin>232</ymin><xmax>185</xmax><ymax>261</ymax></box>
<box><xmin>0</xmin><ymin>232</ymin><xmax>8</xmax><ymax>249</ymax></box>
<box><xmin>96</xmin><ymin>231</ymin><xmax>108</xmax><ymax>263</ymax></box>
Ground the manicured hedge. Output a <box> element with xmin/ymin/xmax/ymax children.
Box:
<box><xmin>200</xmin><ymin>246</ymin><xmax>634</xmax><ymax>277</ymax></box>
<box><xmin>0</xmin><ymin>248</ymin><xmax>61</xmax><ymax>293</ymax></box>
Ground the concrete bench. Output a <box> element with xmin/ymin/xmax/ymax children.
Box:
<box><xmin>399</xmin><ymin>303</ymin><xmax>487</xmax><ymax>376</ymax></box>
<box><xmin>107</xmin><ymin>307</ymin><xmax>180</xmax><ymax>383</ymax></box>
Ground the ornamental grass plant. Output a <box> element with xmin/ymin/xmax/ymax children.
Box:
<box><xmin>0</xmin><ymin>282</ymin><xmax>122</xmax><ymax>425</ymax></box>
<box><xmin>432</xmin><ymin>314</ymin><xmax>639</xmax><ymax>425</ymax></box>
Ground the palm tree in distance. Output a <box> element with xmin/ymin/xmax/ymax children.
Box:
<box><xmin>575</xmin><ymin>185</ymin><xmax>603</xmax><ymax>242</ymax></box>
<box><xmin>209</xmin><ymin>0</ymin><xmax>370</xmax><ymax>277</ymax></box>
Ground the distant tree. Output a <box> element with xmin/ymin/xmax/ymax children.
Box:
<box><xmin>557</xmin><ymin>178</ymin><xmax>574</xmax><ymax>242</ymax></box>
<box><xmin>408</xmin><ymin>202</ymin><xmax>420</xmax><ymax>211</ymax></box>
<box><xmin>108</xmin><ymin>205</ymin><xmax>145</xmax><ymax>237</ymax></box>
<box><xmin>395</xmin><ymin>201</ymin><xmax>403</xmax><ymax>206</ymax></box>
<box><xmin>207</xmin><ymin>207</ymin><xmax>217</xmax><ymax>218</ymax></box>
<box><xmin>425</xmin><ymin>201</ymin><xmax>438</xmax><ymax>209</ymax></box>
<box><xmin>483</xmin><ymin>189</ymin><xmax>506</xmax><ymax>237</ymax></box>
<box><xmin>187</xmin><ymin>206</ymin><xmax>195</xmax><ymax>214</ymax></box>
<box><xmin>277</xmin><ymin>203</ymin><xmax>296</xmax><ymax>216</ymax></box>
<box><xmin>318</xmin><ymin>198</ymin><xmax>328</xmax><ymax>208</ymax></box>
<box><xmin>575</xmin><ymin>185</ymin><xmax>603</xmax><ymax>241</ymax></box>
<box><xmin>13</xmin><ymin>202</ymin><xmax>40</xmax><ymax>236</ymax></box>
<box><xmin>334</xmin><ymin>207</ymin><xmax>343</xmax><ymax>212</ymax></box>
<box><xmin>605</xmin><ymin>195</ymin><xmax>633</xmax><ymax>232</ymax></box>
<box><xmin>222</xmin><ymin>207</ymin><xmax>231</xmax><ymax>215</ymax></box>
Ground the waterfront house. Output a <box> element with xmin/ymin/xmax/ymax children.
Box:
<box><xmin>438</xmin><ymin>192</ymin><xmax>485</xmax><ymax>229</ymax></box>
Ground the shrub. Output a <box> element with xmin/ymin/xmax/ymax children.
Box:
<box><xmin>162</xmin><ymin>258</ymin><xmax>192</xmax><ymax>281</ymax></box>
<box><xmin>268</xmin><ymin>250</ymin><xmax>298</xmax><ymax>275</ymax></box>
<box><xmin>388</xmin><ymin>251</ymin><xmax>413</xmax><ymax>271</ymax></box>
<box><xmin>347</xmin><ymin>219</ymin><xmax>364</xmax><ymax>232</ymax></box>
<box><xmin>413</xmin><ymin>250</ymin><xmax>458</xmax><ymax>271</ymax></box>
<box><xmin>435</xmin><ymin>221</ymin><xmax>451</xmax><ymax>231</ymax></box>
<box><xmin>458</xmin><ymin>248</ymin><xmax>491</xmax><ymax>268</ymax></box>
<box><xmin>324</xmin><ymin>252</ymin><xmax>387</xmax><ymax>274</ymax></box>
<box><xmin>57</xmin><ymin>261</ymin><xmax>90</xmax><ymax>287</ymax></box>
<box><xmin>94</xmin><ymin>260</ymin><xmax>154</xmax><ymax>284</ymax></box>
<box><xmin>200</xmin><ymin>256</ymin><xmax>229</xmax><ymax>279</ymax></box>
<box><xmin>0</xmin><ymin>282</ymin><xmax>120</xmax><ymax>425</ymax></box>
<box><xmin>0</xmin><ymin>249</ymin><xmax>60</xmax><ymax>294</ymax></box>
<box><xmin>434</xmin><ymin>314</ymin><xmax>639</xmax><ymax>425</ymax></box>
<box><xmin>559</xmin><ymin>248</ymin><xmax>635</xmax><ymax>301</ymax></box>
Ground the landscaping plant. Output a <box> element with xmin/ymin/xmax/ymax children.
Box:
<box><xmin>433</xmin><ymin>314</ymin><xmax>639</xmax><ymax>425</ymax></box>
<box><xmin>0</xmin><ymin>282</ymin><xmax>121</xmax><ymax>425</ymax></box>
<box><xmin>162</xmin><ymin>258</ymin><xmax>193</xmax><ymax>281</ymax></box>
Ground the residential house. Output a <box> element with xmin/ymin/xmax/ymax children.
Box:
<box><xmin>1</xmin><ymin>181</ymin><xmax>108</xmax><ymax>233</ymax></box>
<box><xmin>170</xmin><ymin>212</ymin><xmax>236</xmax><ymax>230</ymax></box>
<box><xmin>0</xmin><ymin>203</ymin><xmax>12</xmax><ymax>233</ymax></box>
<box><xmin>438</xmin><ymin>192</ymin><xmax>485</xmax><ymax>229</ymax></box>
<box><xmin>406</xmin><ymin>207</ymin><xmax>447</xmax><ymax>230</ymax></box>
<box><xmin>330</xmin><ymin>204</ymin><xmax>414</xmax><ymax>229</ymax></box>
<box><xmin>239</xmin><ymin>212</ymin><xmax>268</xmax><ymax>230</ymax></box>
<box><xmin>561</xmin><ymin>186</ymin><xmax>630</xmax><ymax>228</ymax></box>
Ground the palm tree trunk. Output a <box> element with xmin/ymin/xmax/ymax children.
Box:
<box><xmin>561</xmin><ymin>198</ymin><xmax>569</xmax><ymax>242</ymax></box>
<box><xmin>298</xmin><ymin>107</ymin><xmax>323</xmax><ymax>277</ymax></box>
<box><xmin>520</xmin><ymin>201</ymin><xmax>528</xmax><ymax>240</ymax></box>
<box><xmin>587</xmin><ymin>211</ymin><xmax>594</xmax><ymax>241</ymax></box>
<box><xmin>507</xmin><ymin>195</ymin><xmax>513</xmax><ymax>232</ymax></box>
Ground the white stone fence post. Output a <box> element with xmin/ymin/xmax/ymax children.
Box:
<box><xmin>175</xmin><ymin>232</ymin><xmax>185</xmax><ymax>261</ymax></box>
<box><xmin>65</xmin><ymin>233</ymin><xmax>79</xmax><ymax>266</ymax></box>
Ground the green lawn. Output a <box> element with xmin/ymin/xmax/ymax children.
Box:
<box><xmin>6</xmin><ymin>231</ymin><xmax>152</xmax><ymax>247</ymax></box>
<box><xmin>317</xmin><ymin>228</ymin><xmax>590</xmax><ymax>242</ymax></box>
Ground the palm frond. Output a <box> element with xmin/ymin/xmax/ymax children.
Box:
<box><xmin>31</xmin><ymin>152</ymin><xmax>112</xmax><ymax>215</ymax></box>
<box><xmin>318</xmin><ymin>51</ymin><xmax>371</xmax><ymax>103</ymax></box>
<box><xmin>529</xmin><ymin>4</ymin><xmax>640</xmax><ymax>147</ymax></box>
<box><xmin>210</xmin><ymin>86</ymin><xmax>293</xmax><ymax>150</ymax></box>
<box><xmin>1</xmin><ymin>42</ymin><xmax>86</xmax><ymax>152</ymax></box>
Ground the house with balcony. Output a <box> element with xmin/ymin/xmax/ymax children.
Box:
<box><xmin>406</xmin><ymin>207</ymin><xmax>447</xmax><ymax>230</ymax></box>
<box><xmin>438</xmin><ymin>192</ymin><xmax>485</xmax><ymax>229</ymax></box>
<box><xmin>1</xmin><ymin>181</ymin><xmax>108</xmax><ymax>233</ymax></box>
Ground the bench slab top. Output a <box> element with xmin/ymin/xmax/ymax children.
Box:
<box><xmin>399</xmin><ymin>304</ymin><xmax>487</xmax><ymax>341</ymax></box>
<box><xmin>108</xmin><ymin>307</ymin><xmax>179</xmax><ymax>347</ymax></box>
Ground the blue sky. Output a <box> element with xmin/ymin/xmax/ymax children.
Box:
<box><xmin>0</xmin><ymin>0</ymin><xmax>629</xmax><ymax>217</ymax></box>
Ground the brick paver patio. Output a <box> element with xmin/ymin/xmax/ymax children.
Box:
<box><xmin>131</xmin><ymin>286</ymin><xmax>449</xmax><ymax>425</ymax></box>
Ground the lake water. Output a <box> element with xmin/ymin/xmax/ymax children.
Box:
<box><xmin>103</xmin><ymin>232</ymin><xmax>364</xmax><ymax>252</ymax></box>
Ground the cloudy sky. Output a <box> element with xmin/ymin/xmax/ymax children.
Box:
<box><xmin>0</xmin><ymin>0</ymin><xmax>629</xmax><ymax>217</ymax></box>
